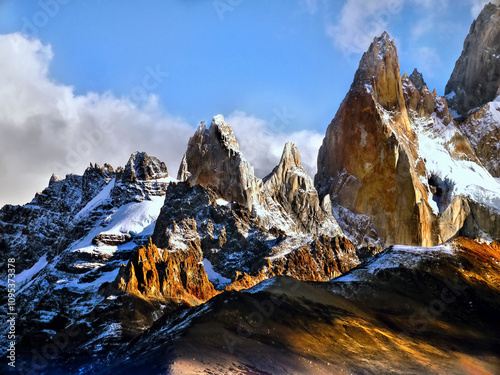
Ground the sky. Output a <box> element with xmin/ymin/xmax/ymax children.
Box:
<box><xmin>0</xmin><ymin>0</ymin><xmax>495</xmax><ymax>206</ymax></box>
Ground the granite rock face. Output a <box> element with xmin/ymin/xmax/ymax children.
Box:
<box><xmin>315</xmin><ymin>32</ymin><xmax>500</xmax><ymax>247</ymax></box>
<box><xmin>179</xmin><ymin>115</ymin><xmax>343</xmax><ymax>238</ymax></box>
<box><xmin>445</xmin><ymin>2</ymin><xmax>500</xmax><ymax>177</ymax></box>
<box><xmin>445</xmin><ymin>2</ymin><xmax>500</xmax><ymax>118</ymax></box>
<box><xmin>262</xmin><ymin>142</ymin><xmax>342</xmax><ymax>237</ymax></box>
<box><xmin>115</xmin><ymin>238</ymin><xmax>218</xmax><ymax>306</ymax></box>
<box><xmin>122</xmin><ymin>151</ymin><xmax>168</xmax><ymax>182</ymax></box>
<box><xmin>177</xmin><ymin>115</ymin><xmax>261</xmax><ymax>210</ymax></box>
<box><xmin>315</xmin><ymin>33</ymin><xmax>433</xmax><ymax>247</ymax></box>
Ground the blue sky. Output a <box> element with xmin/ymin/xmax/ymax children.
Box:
<box><xmin>0</xmin><ymin>0</ymin><xmax>492</xmax><ymax>205</ymax></box>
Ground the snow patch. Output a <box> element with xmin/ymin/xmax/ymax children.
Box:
<box><xmin>73</xmin><ymin>178</ymin><xmax>115</xmax><ymax>222</ymax></box>
<box><xmin>202</xmin><ymin>258</ymin><xmax>231</xmax><ymax>287</ymax></box>
<box><xmin>101</xmin><ymin>196</ymin><xmax>164</xmax><ymax>236</ymax></box>
<box><xmin>54</xmin><ymin>267</ymin><xmax>120</xmax><ymax>291</ymax></box>
<box><xmin>412</xmin><ymin>112</ymin><xmax>500</xmax><ymax>213</ymax></box>
<box><xmin>15</xmin><ymin>254</ymin><xmax>48</xmax><ymax>286</ymax></box>
<box><xmin>216</xmin><ymin>198</ymin><xmax>230</xmax><ymax>206</ymax></box>
<box><xmin>154</xmin><ymin>176</ymin><xmax>178</xmax><ymax>184</ymax></box>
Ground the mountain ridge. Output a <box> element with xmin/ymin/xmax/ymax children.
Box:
<box><xmin>1</xmin><ymin>4</ymin><xmax>500</xmax><ymax>374</ymax></box>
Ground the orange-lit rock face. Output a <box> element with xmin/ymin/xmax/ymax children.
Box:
<box><xmin>228</xmin><ymin>235</ymin><xmax>361</xmax><ymax>291</ymax></box>
<box><xmin>116</xmin><ymin>239</ymin><xmax>218</xmax><ymax>306</ymax></box>
<box><xmin>315</xmin><ymin>33</ymin><xmax>493</xmax><ymax>248</ymax></box>
<box><xmin>316</xmin><ymin>33</ymin><xmax>433</xmax><ymax>247</ymax></box>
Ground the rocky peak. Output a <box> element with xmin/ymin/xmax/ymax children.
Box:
<box><xmin>48</xmin><ymin>173</ymin><xmax>63</xmax><ymax>186</ymax></box>
<box><xmin>281</xmin><ymin>141</ymin><xmax>301</xmax><ymax>167</ymax></box>
<box><xmin>408</xmin><ymin>68</ymin><xmax>427</xmax><ymax>91</ymax></box>
<box><xmin>122</xmin><ymin>151</ymin><xmax>168</xmax><ymax>182</ymax></box>
<box><xmin>264</xmin><ymin>142</ymin><xmax>301</xmax><ymax>181</ymax></box>
<box><xmin>445</xmin><ymin>2</ymin><xmax>500</xmax><ymax>117</ymax></box>
<box><xmin>178</xmin><ymin>117</ymin><xmax>343</xmax><ymax>237</ymax></box>
<box><xmin>211</xmin><ymin>114</ymin><xmax>240</xmax><ymax>152</ymax></box>
<box><xmin>177</xmin><ymin>115</ymin><xmax>261</xmax><ymax>210</ymax></box>
<box><xmin>354</xmin><ymin>32</ymin><xmax>406</xmax><ymax>115</ymax></box>
<box><xmin>264</xmin><ymin>142</ymin><xmax>343</xmax><ymax>237</ymax></box>
<box><xmin>83</xmin><ymin>162</ymin><xmax>114</xmax><ymax>183</ymax></box>
<box><xmin>316</xmin><ymin>29</ymin><xmax>500</xmax><ymax>248</ymax></box>
<box><xmin>402</xmin><ymin>72</ymin><xmax>454</xmax><ymax>126</ymax></box>
<box><xmin>316</xmin><ymin>32</ymin><xmax>460</xmax><ymax>247</ymax></box>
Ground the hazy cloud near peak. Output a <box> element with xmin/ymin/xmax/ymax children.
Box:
<box><xmin>0</xmin><ymin>33</ymin><xmax>323</xmax><ymax>207</ymax></box>
<box><xmin>326</xmin><ymin>0</ymin><xmax>405</xmax><ymax>55</ymax></box>
<box><xmin>225</xmin><ymin>111</ymin><xmax>323</xmax><ymax>179</ymax></box>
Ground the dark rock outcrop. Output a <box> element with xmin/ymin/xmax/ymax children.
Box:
<box><xmin>122</xmin><ymin>151</ymin><xmax>168</xmax><ymax>182</ymax></box>
<box><xmin>445</xmin><ymin>2</ymin><xmax>500</xmax><ymax>117</ymax></box>
<box><xmin>408</xmin><ymin>68</ymin><xmax>427</xmax><ymax>91</ymax></box>
<box><xmin>97</xmin><ymin>238</ymin><xmax>500</xmax><ymax>375</ymax></box>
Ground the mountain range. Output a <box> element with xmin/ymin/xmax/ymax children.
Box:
<box><xmin>1</xmin><ymin>3</ymin><xmax>500</xmax><ymax>375</ymax></box>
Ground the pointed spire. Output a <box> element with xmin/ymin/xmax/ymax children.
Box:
<box><xmin>409</xmin><ymin>68</ymin><xmax>427</xmax><ymax>91</ymax></box>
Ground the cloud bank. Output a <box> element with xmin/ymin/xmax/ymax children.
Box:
<box><xmin>0</xmin><ymin>33</ymin><xmax>323</xmax><ymax>207</ymax></box>
<box><xmin>0</xmin><ymin>33</ymin><xmax>195</xmax><ymax>206</ymax></box>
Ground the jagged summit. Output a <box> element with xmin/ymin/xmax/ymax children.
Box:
<box><xmin>263</xmin><ymin>142</ymin><xmax>303</xmax><ymax>186</ymax></box>
<box><xmin>177</xmin><ymin>115</ymin><xmax>260</xmax><ymax>209</ymax></box>
<box><xmin>177</xmin><ymin>116</ymin><xmax>343</xmax><ymax>237</ymax></box>
<box><xmin>211</xmin><ymin>114</ymin><xmax>240</xmax><ymax>152</ymax></box>
<box><xmin>278</xmin><ymin>141</ymin><xmax>301</xmax><ymax>167</ymax></box>
<box><xmin>316</xmin><ymin>31</ymin><xmax>500</xmax><ymax>248</ymax></box>
<box><xmin>264</xmin><ymin>141</ymin><xmax>343</xmax><ymax>237</ymax></box>
<box><xmin>408</xmin><ymin>68</ymin><xmax>427</xmax><ymax>91</ymax></box>
<box><xmin>122</xmin><ymin>151</ymin><xmax>168</xmax><ymax>182</ymax></box>
<box><xmin>445</xmin><ymin>2</ymin><xmax>500</xmax><ymax>177</ymax></box>
<box><xmin>354</xmin><ymin>32</ymin><xmax>406</xmax><ymax>113</ymax></box>
<box><xmin>445</xmin><ymin>2</ymin><xmax>500</xmax><ymax>117</ymax></box>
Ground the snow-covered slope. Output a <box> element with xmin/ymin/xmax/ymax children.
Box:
<box><xmin>412</xmin><ymin>109</ymin><xmax>500</xmax><ymax>214</ymax></box>
<box><xmin>0</xmin><ymin>152</ymin><xmax>179</xmax><ymax>372</ymax></box>
<box><xmin>458</xmin><ymin>98</ymin><xmax>500</xmax><ymax>177</ymax></box>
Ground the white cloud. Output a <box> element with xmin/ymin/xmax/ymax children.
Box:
<box><xmin>226</xmin><ymin>111</ymin><xmax>323</xmax><ymax>179</ymax></box>
<box><xmin>326</xmin><ymin>0</ymin><xmax>404</xmax><ymax>55</ymax></box>
<box><xmin>0</xmin><ymin>33</ymin><xmax>324</xmax><ymax>207</ymax></box>
<box><xmin>0</xmin><ymin>33</ymin><xmax>195</xmax><ymax>206</ymax></box>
